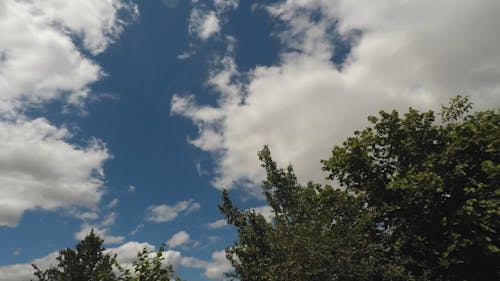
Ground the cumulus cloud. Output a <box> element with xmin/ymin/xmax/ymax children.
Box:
<box><xmin>147</xmin><ymin>199</ymin><xmax>201</xmax><ymax>223</ymax></box>
<box><xmin>0</xmin><ymin>0</ymin><xmax>137</xmax><ymax>114</ymax></box>
<box><xmin>181</xmin><ymin>250</ymin><xmax>233</xmax><ymax>280</ymax></box>
<box><xmin>167</xmin><ymin>230</ymin><xmax>191</xmax><ymax>248</ymax></box>
<box><xmin>0</xmin><ymin>251</ymin><xmax>59</xmax><ymax>281</ymax></box>
<box><xmin>0</xmin><ymin>0</ymin><xmax>136</xmax><ymax>225</ymax></box>
<box><xmin>172</xmin><ymin>0</ymin><xmax>500</xmax><ymax>192</ymax></box>
<box><xmin>0</xmin><ymin>118</ymin><xmax>109</xmax><ymax>226</ymax></box>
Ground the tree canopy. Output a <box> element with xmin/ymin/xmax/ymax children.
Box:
<box><xmin>32</xmin><ymin>230</ymin><xmax>117</xmax><ymax>281</ymax></box>
<box><xmin>220</xmin><ymin>96</ymin><xmax>499</xmax><ymax>281</ymax></box>
<box><xmin>32</xmin><ymin>231</ymin><xmax>181</xmax><ymax>281</ymax></box>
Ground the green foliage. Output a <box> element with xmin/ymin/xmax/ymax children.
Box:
<box><xmin>120</xmin><ymin>245</ymin><xmax>182</xmax><ymax>281</ymax></box>
<box><xmin>220</xmin><ymin>97</ymin><xmax>499</xmax><ymax>281</ymax></box>
<box><xmin>322</xmin><ymin>97</ymin><xmax>499</xmax><ymax>280</ymax></box>
<box><xmin>220</xmin><ymin>147</ymin><xmax>403</xmax><ymax>281</ymax></box>
<box><xmin>440</xmin><ymin>95</ymin><xmax>472</xmax><ymax>123</ymax></box>
<box><xmin>32</xmin><ymin>232</ymin><xmax>183</xmax><ymax>281</ymax></box>
<box><xmin>32</xmin><ymin>230</ymin><xmax>117</xmax><ymax>281</ymax></box>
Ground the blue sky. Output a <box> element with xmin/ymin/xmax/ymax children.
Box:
<box><xmin>1</xmin><ymin>1</ymin><xmax>500</xmax><ymax>280</ymax></box>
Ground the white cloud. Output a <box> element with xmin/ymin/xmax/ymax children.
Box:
<box><xmin>0</xmin><ymin>251</ymin><xmax>59</xmax><ymax>281</ymax></box>
<box><xmin>181</xmin><ymin>250</ymin><xmax>233</xmax><ymax>280</ymax></box>
<box><xmin>0</xmin><ymin>242</ymin><xmax>166</xmax><ymax>281</ymax></box>
<box><xmin>0</xmin><ymin>118</ymin><xmax>109</xmax><ymax>226</ymax></box>
<box><xmin>147</xmin><ymin>199</ymin><xmax>201</xmax><ymax>223</ymax></box>
<box><xmin>75</xmin><ymin>223</ymin><xmax>125</xmax><ymax>245</ymax></box>
<box><xmin>74</xmin><ymin>210</ymin><xmax>124</xmax><ymax>245</ymax></box>
<box><xmin>251</xmin><ymin>206</ymin><xmax>273</xmax><ymax>222</ymax></box>
<box><xmin>172</xmin><ymin>0</ymin><xmax>500</xmax><ymax>192</ymax></box>
<box><xmin>0</xmin><ymin>0</ymin><xmax>136</xmax><ymax>226</ymax></box>
<box><xmin>107</xmin><ymin>241</ymin><xmax>156</xmax><ymax>266</ymax></box>
<box><xmin>188</xmin><ymin>0</ymin><xmax>239</xmax><ymax>41</ymax></box>
<box><xmin>167</xmin><ymin>230</ymin><xmax>191</xmax><ymax>248</ymax></box>
<box><xmin>208</xmin><ymin>219</ymin><xmax>228</xmax><ymax>229</ymax></box>
<box><xmin>69</xmin><ymin>210</ymin><xmax>100</xmax><ymax>221</ymax></box>
<box><xmin>130</xmin><ymin>223</ymin><xmax>144</xmax><ymax>235</ymax></box>
<box><xmin>0</xmin><ymin>243</ymin><xmax>230</xmax><ymax>281</ymax></box>
<box><xmin>189</xmin><ymin>9</ymin><xmax>220</xmax><ymax>40</ymax></box>
<box><xmin>108</xmin><ymin>241</ymin><xmax>183</xmax><ymax>271</ymax></box>
<box><xmin>101</xmin><ymin>212</ymin><xmax>118</xmax><ymax>227</ymax></box>
<box><xmin>0</xmin><ymin>0</ymin><xmax>137</xmax><ymax>114</ymax></box>
<box><xmin>106</xmin><ymin>198</ymin><xmax>119</xmax><ymax>209</ymax></box>
<box><xmin>203</xmin><ymin>250</ymin><xmax>233</xmax><ymax>279</ymax></box>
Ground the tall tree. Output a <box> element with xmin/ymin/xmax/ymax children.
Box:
<box><xmin>322</xmin><ymin>96</ymin><xmax>499</xmax><ymax>280</ymax></box>
<box><xmin>220</xmin><ymin>96</ymin><xmax>499</xmax><ymax>281</ymax></box>
<box><xmin>220</xmin><ymin>148</ymin><xmax>403</xmax><ymax>281</ymax></box>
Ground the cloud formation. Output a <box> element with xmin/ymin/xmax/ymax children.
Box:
<box><xmin>0</xmin><ymin>251</ymin><xmax>59</xmax><ymax>281</ymax></box>
<box><xmin>189</xmin><ymin>9</ymin><xmax>220</xmax><ymax>41</ymax></box>
<box><xmin>0</xmin><ymin>118</ymin><xmax>109</xmax><ymax>226</ymax></box>
<box><xmin>173</xmin><ymin>0</ymin><xmax>500</xmax><ymax>192</ymax></box>
<box><xmin>181</xmin><ymin>250</ymin><xmax>233</xmax><ymax>280</ymax></box>
<box><xmin>0</xmin><ymin>0</ymin><xmax>137</xmax><ymax>226</ymax></box>
<box><xmin>167</xmin><ymin>230</ymin><xmax>191</xmax><ymax>248</ymax></box>
<box><xmin>147</xmin><ymin>199</ymin><xmax>201</xmax><ymax>223</ymax></box>
<box><xmin>0</xmin><ymin>0</ymin><xmax>137</xmax><ymax>113</ymax></box>
<box><xmin>74</xmin><ymin>211</ymin><xmax>125</xmax><ymax>245</ymax></box>
<box><xmin>0</xmin><ymin>242</ymin><xmax>231</xmax><ymax>281</ymax></box>
<box><xmin>188</xmin><ymin>0</ymin><xmax>239</xmax><ymax>41</ymax></box>
<box><xmin>208</xmin><ymin>219</ymin><xmax>228</xmax><ymax>229</ymax></box>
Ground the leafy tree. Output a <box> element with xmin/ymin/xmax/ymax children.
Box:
<box><xmin>322</xmin><ymin>96</ymin><xmax>499</xmax><ymax>280</ymax></box>
<box><xmin>120</xmin><ymin>245</ymin><xmax>182</xmax><ymax>281</ymax></box>
<box><xmin>32</xmin><ymin>230</ymin><xmax>118</xmax><ymax>281</ymax></box>
<box><xmin>220</xmin><ymin>97</ymin><xmax>499</xmax><ymax>281</ymax></box>
<box><xmin>220</xmin><ymin>148</ymin><xmax>403</xmax><ymax>281</ymax></box>
<box><xmin>32</xmin><ymin>232</ymin><xmax>183</xmax><ymax>281</ymax></box>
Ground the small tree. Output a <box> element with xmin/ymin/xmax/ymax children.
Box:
<box><xmin>32</xmin><ymin>230</ymin><xmax>117</xmax><ymax>281</ymax></box>
<box><xmin>120</xmin><ymin>245</ymin><xmax>182</xmax><ymax>281</ymax></box>
<box><xmin>32</xmin><ymin>232</ymin><xmax>183</xmax><ymax>281</ymax></box>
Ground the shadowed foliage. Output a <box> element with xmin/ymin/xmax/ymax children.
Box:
<box><xmin>220</xmin><ymin>96</ymin><xmax>499</xmax><ymax>281</ymax></box>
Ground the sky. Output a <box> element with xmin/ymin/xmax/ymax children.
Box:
<box><xmin>0</xmin><ymin>0</ymin><xmax>500</xmax><ymax>280</ymax></box>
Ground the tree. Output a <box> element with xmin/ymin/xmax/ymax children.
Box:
<box><xmin>32</xmin><ymin>230</ymin><xmax>118</xmax><ymax>281</ymax></box>
<box><xmin>32</xmin><ymin>232</ymin><xmax>182</xmax><ymax>281</ymax></box>
<box><xmin>120</xmin><ymin>245</ymin><xmax>182</xmax><ymax>281</ymax></box>
<box><xmin>220</xmin><ymin>149</ymin><xmax>406</xmax><ymax>281</ymax></box>
<box><xmin>220</xmin><ymin>96</ymin><xmax>499</xmax><ymax>281</ymax></box>
<box><xmin>322</xmin><ymin>96</ymin><xmax>499</xmax><ymax>280</ymax></box>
